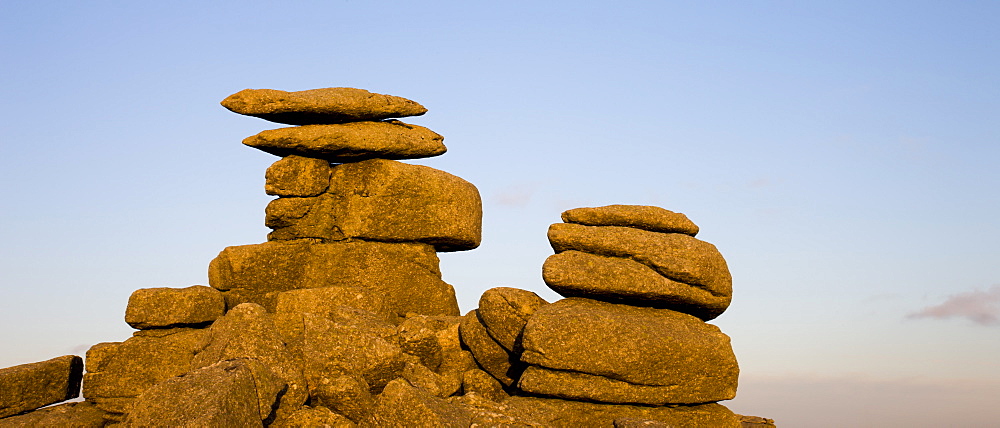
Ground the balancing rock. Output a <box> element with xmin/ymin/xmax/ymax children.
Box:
<box><xmin>245</xmin><ymin>121</ymin><xmax>445</xmax><ymax>161</ymax></box>
<box><xmin>562</xmin><ymin>205</ymin><xmax>700</xmax><ymax>236</ymax></box>
<box><xmin>221</xmin><ymin>87</ymin><xmax>427</xmax><ymax>125</ymax></box>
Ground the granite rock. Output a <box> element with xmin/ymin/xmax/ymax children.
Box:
<box><xmin>124</xmin><ymin>285</ymin><xmax>225</xmax><ymax>329</ymax></box>
<box><xmin>265</xmin><ymin>155</ymin><xmax>332</xmax><ymax>197</ymax></box>
<box><xmin>458</xmin><ymin>310</ymin><xmax>523</xmax><ymax>387</ymax></box>
<box><xmin>308</xmin><ymin>374</ymin><xmax>374</xmax><ymax>423</ymax></box>
<box><xmin>245</xmin><ymin>121</ymin><xmax>445</xmax><ymax>161</ymax></box>
<box><xmin>0</xmin><ymin>355</ymin><xmax>83</xmax><ymax>418</ymax></box>
<box><xmin>548</xmin><ymin>223</ymin><xmax>732</xmax><ymax>298</ymax></box>
<box><xmin>221</xmin><ymin>87</ymin><xmax>427</xmax><ymax>125</ymax></box>
<box><xmin>326</xmin><ymin>159</ymin><xmax>482</xmax><ymax>251</ymax></box>
<box><xmin>476</xmin><ymin>287</ymin><xmax>548</xmax><ymax>353</ymax></box>
<box><xmin>543</xmin><ymin>250</ymin><xmax>730</xmax><ymax>320</ymax></box>
<box><xmin>362</xmin><ymin>378</ymin><xmax>471</xmax><ymax>428</ymax></box>
<box><xmin>122</xmin><ymin>358</ymin><xmax>285</xmax><ymax>427</ymax></box>
<box><xmin>561</xmin><ymin>205</ymin><xmax>699</xmax><ymax>236</ymax></box>
<box><xmin>520</xmin><ymin>298</ymin><xmax>738</xmax><ymax>405</ymax></box>
<box><xmin>191</xmin><ymin>303</ymin><xmax>308</xmax><ymax>420</ymax></box>
<box><xmin>83</xmin><ymin>329</ymin><xmax>207</xmax><ymax>415</ymax></box>
<box><xmin>208</xmin><ymin>240</ymin><xmax>459</xmax><ymax>321</ymax></box>
<box><xmin>503</xmin><ymin>396</ymin><xmax>740</xmax><ymax>428</ymax></box>
<box><xmin>273</xmin><ymin>406</ymin><xmax>356</xmax><ymax>428</ymax></box>
<box><xmin>0</xmin><ymin>401</ymin><xmax>107</xmax><ymax>428</ymax></box>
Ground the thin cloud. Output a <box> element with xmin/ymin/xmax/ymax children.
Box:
<box><xmin>493</xmin><ymin>183</ymin><xmax>540</xmax><ymax>207</ymax></box>
<box><xmin>907</xmin><ymin>285</ymin><xmax>1000</xmax><ymax>326</ymax></box>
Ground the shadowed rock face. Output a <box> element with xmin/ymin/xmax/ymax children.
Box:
<box><xmin>1</xmin><ymin>87</ymin><xmax>769</xmax><ymax>427</ymax></box>
<box><xmin>220</xmin><ymin>87</ymin><xmax>427</xmax><ymax>125</ymax></box>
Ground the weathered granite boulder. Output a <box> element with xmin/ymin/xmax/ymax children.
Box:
<box><xmin>561</xmin><ymin>205</ymin><xmax>700</xmax><ymax>236</ymax></box>
<box><xmin>0</xmin><ymin>401</ymin><xmax>107</xmax><ymax>428</ymax></box>
<box><xmin>83</xmin><ymin>328</ymin><xmax>207</xmax><ymax>415</ymax></box>
<box><xmin>192</xmin><ymin>303</ymin><xmax>307</xmax><ymax>420</ymax></box>
<box><xmin>273</xmin><ymin>406</ymin><xmax>356</xmax><ymax>428</ymax></box>
<box><xmin>279</xmin><ymin>313</ymin><xmax>407</xmax><ymax>394</ymax></box>
<box><xmin>326</xmin><ymin>159</ymin><xmax>482</xmax><ymax>251</ymax></box>
<box><xmin>208</xmin><ymin>240</ymin><xmax>459</xmax><ymax>321</ymax></box>
<box><xmin>264</xmin><ymin>194</ymin><xmax>343</xmax><ymax>241</ymax></box>
<box><xmin>476</xmin><ymin>287</ymin><xmax>548</xmax><ymax>353</ymax></box>
<box><xmin>362</xmin><ymin>378</ymin><xmax>471</xmax><ymax>428</ymax></box>
<box><xmin>122</xmin><ymin>358</ymin><xmax>285</xmax><ymax>427</ymax></box>
<box><xmin>221</xmin><ymin>87</ymin><xmax>427</xmax><ymax>125</ymax></box>
<box><xmin>543</xmin><ymin>250</ymin><xmax>730</xmax><ymax>320</ymax></box>
<box><xmin>0</xmin><ymin>355</ymin><xmax>83</xmax><ymax>418</ymax></box>
<box><xmin>548</xmin><ymin>223</ymin><xmax>731</xmax><ymax>298</ymax></box>
<box><xmin>308</xmin><ymin>374</ymin><xmax>374</xmax><ymax>423</ymax></box>
<box><xmin>461</xmin><ymin>368</ymin><xmax>508</xmax><ymax>402</ymax></box>
<box><xmin>739</xmin><ymin>415</ymin><xmax>778</xmax><ymax>427</ymax></box>
<box><xmin>458</xmin><ymin>310</ymin><xmax>523</xmax><ymax>387</ymax></box>
<box><xmin>519</xmin><ymin>298</ymin><xmax>738</xmax><ymax>405</ymax></box>
<box><xmin>245</xmin><ymin>121</ymin><xmax>446</xmax><ymax>161</ymax></box>
<box><xmin>265</xmin><ymin>155</ymin><xmax>332</xmax><ymax>197</ymax></box>
<box><xmin>502</xmin><ymin>396</ymin><xmax>741</xmax><ymax>428</ymax></box>
<box><xmin>124</xmin><ymin>285</ymin><xmax>225</xmax><ymax>329</ymax></box>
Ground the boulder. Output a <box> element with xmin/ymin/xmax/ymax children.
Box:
<box><xmin>83</xmin><ymin>328</ymin><xmax>207</xmax><ymax>415</ymax></box>
<box><xmin>280</xmin><ymin>313</ymin><xmax>406</xmax><ymax>394</ymax></box>
<box><xmin>245</xmin><ymin>121</ymin><xmax>445</xmax><ymax>161</ymax></box>
<box><xmin>273</xmin><ymin>406</ymin><xmax>356</xmax><ymax>427</ymax></box>
<box><xmin>520</xmin><ymin>298</ymin><xmax>738</xmax><ymax>405</ymax></box>
<box><xmin>221</xmin><ymin>87</ymin><xmax>427</xmax><ymax>125</ymax></box>
<box><xmin>262</xmin><ymin>160</ymin><xmax>482</xmax><ymax>251</ymax></box>
<box><xmin>362</xmin><ymin>378</ymin><xmax>471</xmax><ymax>428</ymax></box>
<box><xmin>502</xmin><ymin>396</ymin><xmax>741</xmax><ymax>428</ymax></box>
<box><xmin>191</xmin><ymin>303</ymin><xmax>308</xmax><ymax>419</ymax></box>
<box><xmin>264</xmin><ymin>194</ymin><xmax>343</xmax><ymax>241</ymax></box>
<box><xmin>0</xmin><ymin>401</ymin><xmax>107</xmax><ymax>428</ymax></box>
<box><xmin>548</xmin><ymin>223</ymin><xmax>731</xmax><ymax>298</ymax></box>
<box><xmin>543</xmin><ymin>251</ymin><xmax>730</xmax><ymax>320</ymax></box>
<box><xmin>122</xmin><ymin>358</ymin><xmax>285</xmax><ymax>427</ymax></box>
<box><xmin>275</xmin><ymin>287</ymin><xmax>394</xmax><ymax>325</ymax></box>
<box><xmin>308</xmin><ymin>374</ymin><xmax>374</xmax><ymax>423</ymax></box>
<box><xmin>458</xmin><ymin>310</ymin><xmax>523</xmax><ymax>387</ymax></box>
<box><xmin>124</xmin><ymin>285</ymin><xmax>225</xmax><ymax>329</ymax></box>
<box><xmin>0</xmin><ymin>355</ymin><xmax>83</xmax><ymax>418</ymax></box>
<box><xmin>326</xmin><ymin>159</ymin><xmax>482</xmax><ymax>251</ymax></box>
<box><xmin>208</xmin><ymin>240</ymin><xmax>459</xmax><ymax>321</ymax></box>
<box><xmin>265</xmin><ymin>155</ymin><xmax>332</xmax><ymax>197</ymax></box>
<box><xmin>476</xmin><ymin>287</ymin><xmax>548</xmax><ymax>353</ymax></box>
<box><xmin>561</xmin><ymin>205</ymin><xmax>699</xmax><ymax>236</ymax></box>
<box><xmin>461</xmin><ymin>368</ymin><xmax>508</xmax><ymax>402</ymax></box>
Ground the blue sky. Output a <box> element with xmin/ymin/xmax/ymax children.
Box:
<box><xmin>2</xmin><ymin>2</ymin><xmax>998</xmax><ymax>426</ymax></box>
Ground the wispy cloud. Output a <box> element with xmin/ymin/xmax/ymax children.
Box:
<box><xmin>493</xmin><ymin>183</ymin><xmax>540</xmax><ymax>207</ymax></box>
<box><xmin>907</xmin><ymin>285</ymin><xmax>1000</xmax><ymax>326</ymax></box>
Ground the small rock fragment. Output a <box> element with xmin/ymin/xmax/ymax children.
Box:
<box><xmin>265</xmin><ymin>155</ymin><xmax>332</xmax><ymax>197</ymax></box>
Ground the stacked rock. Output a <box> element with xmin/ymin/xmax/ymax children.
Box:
<box><xmin>208</xmin><ymin>87</ymin><xmax>482</xmax><ymax>323</ymax></box>
<box><xmin>518</xmin><ymin>205</ymin><xmax>739</xmax><ymax>405</ymax></box>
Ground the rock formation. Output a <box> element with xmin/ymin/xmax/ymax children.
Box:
<box><xmin>0</xmin><ymin>87</ymin><xmax>774</xmax><ymax>427</ymax></box>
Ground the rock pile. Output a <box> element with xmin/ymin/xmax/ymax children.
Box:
<box><xmin>0</xmin><ymin>87</ymin><xmax>774</xmax><ymax>427</ymax></box>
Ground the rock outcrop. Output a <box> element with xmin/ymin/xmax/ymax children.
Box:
<box><xmin>0</xmin><ymin>87</ymin><xmax>774</xmax><ymax>427</ymax></box>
